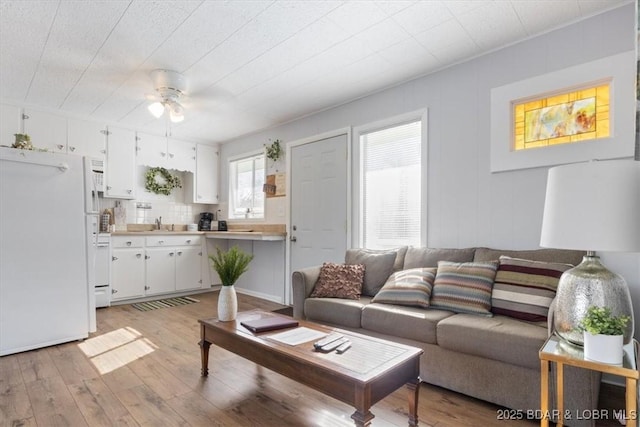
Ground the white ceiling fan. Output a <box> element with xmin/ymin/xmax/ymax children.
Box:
<box><xmin>146</xmin><ymin>69</ymin><xmax>187</xmax><ymax>123</ymax></box>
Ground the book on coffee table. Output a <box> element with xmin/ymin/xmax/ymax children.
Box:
<box><xmin>240</xmin><ymin>316</ymin><xmax>299</xmax><ymax>333</ymax></box>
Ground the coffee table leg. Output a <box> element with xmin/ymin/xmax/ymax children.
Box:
<box><xmin>199</xmin><ymin>340</ymin><xmax>211</xmax><ymax>376</ymax></box>
<box><xmin>407</xmin><ymin>378</ymin><xmax>420</xmax><ymax>427</ymax></box>
<box><xmin>351</xmin><ymin>410</ymin><xmax>374</xmax><ymax>427</ymax></box>
<box><xmin>351</xmin><ymin>384</ymin><xmax>374</xmax><ymax>427</ymax></box>
<box><xmin>199</xmin><ymin>325</ymin><xmax>211</xmax><ymax>377</ymax></box>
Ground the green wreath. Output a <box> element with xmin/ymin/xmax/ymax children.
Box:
<box><xmin>145</xmin><ymin>167</ymin><xmax>181</xmax><ymax>195</ymax></box>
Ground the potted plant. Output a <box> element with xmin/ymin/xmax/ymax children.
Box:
<box><xmin>264</xmin><ymin>139</ymin><xmax>283</xmax><ymax>165</ymax></box>
<box><xmin>578</xmin><ymin>305</ymin><xmax>630</xmax><ymax>365</ymax></box>
<box><xmin>12</xmin><ymin>133</ymin><xmax>32</xmax><ymax>150</ymax></box>
<box><xmin>209</xmin><ymin>246</ymin><xmax>253</xmax><ymax>321</ymax></box>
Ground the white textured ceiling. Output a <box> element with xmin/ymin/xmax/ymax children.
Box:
<box><xmin>0</xmin><ymin>0</ymin><xmax>631</xmax><ymax>144</ymax></box>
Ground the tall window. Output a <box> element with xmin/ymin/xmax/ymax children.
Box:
<box><xmin>360</xmin><ymin>120</ymin><xmax>421</xmax><ymax>249</ymax></box>
<box><xmin>228</xmin><ymin>153</ymin><xmax>265</xmax><ymax>219</ymax></box>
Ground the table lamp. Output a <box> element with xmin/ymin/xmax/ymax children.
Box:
<box><xmin>540</xmin><ymin>159</ymin><xmax>640</xmax><ymax>345</ymax></box>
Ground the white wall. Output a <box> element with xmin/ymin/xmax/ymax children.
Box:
<box><xmin>219</xmin><ymin>5</ymin><xmax>640</xmax><ymax>335</ymax></box>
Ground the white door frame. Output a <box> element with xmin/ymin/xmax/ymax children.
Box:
<box><xmin>284</xmin><ymin>127</ymin><xmax>352</xmax><ymax>305</ymax></box>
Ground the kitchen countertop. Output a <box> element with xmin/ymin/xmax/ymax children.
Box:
<box><xmin>204</xmin><ymin>231</ymin><xmax>286</xmax><ymax>241</ymax></box>
<box><xmin>110</xmin><ymin>225</ymin><xmax>287</xmax><ymax>241</ymax></box>
<box><xmin>110</xmin><ymin>230</ymin><xmax>204</xmax><ymax>236</ymax></box>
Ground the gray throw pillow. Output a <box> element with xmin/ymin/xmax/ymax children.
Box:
<box><xmin>345</xmin><ymin>249</ymin><xmax>397</xmax><ymax>296</ymax></box>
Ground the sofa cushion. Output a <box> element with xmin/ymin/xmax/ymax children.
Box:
<box><xmin>473</xmin><ymin>247</ymin><xmax>584</xmax><ymax>266</ymax></box>
<box><xmin>309</xmin><ymin>263</ymin><xmax>364</xmax><ymax>300</ymax></box>
<box><xmin>492</xmin><ymin>256</ymin><xmax>573</xmax><ymax>322</ymax></box>
<box><xmin>304</xmin><ymin>297</ymin><xmax>372</xmax><ymax>328</ymax></box>
<box><xmin>436</xmin><ymin>313</ymin><xmax>547</xmax><ymax>370</ymax></box>
<box><xmin>361</xmin><ymin>303</ymin><xmax>454</xmax><ymax>344</ymax></box>
<box><xmin>403</xmin><ymin>247</ymin><xmax>475</xmax><ymax>269</ymax></box>
<box><xmin>371</xmin><ymin>268</ymin><xmax>437</xmax><ymax>308</ymax></box>
<box><xmin>430</xmin><ymin>261</ymin><xmax>498</xmax><ymax>316</ymax></box>
<box><xmin>345</xmin><ymin>249</ymin><xmax>397</xmax><ymax>297</ymax></box>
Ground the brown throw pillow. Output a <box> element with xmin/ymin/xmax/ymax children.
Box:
<box><xmin>310</xmin><ymin>263</ymin><xmax>365</xmax><ymax>299</ymax></box>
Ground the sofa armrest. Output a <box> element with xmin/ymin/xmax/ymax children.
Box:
<box><xmin>291</xmin><ymin>266</ymin><xmax>321</xmax><ymax>320</ymax></box>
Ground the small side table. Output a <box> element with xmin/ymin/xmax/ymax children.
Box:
<box><xmin>539</xmin><ymin>335</ymin><xmax>639</xmax><ymax>427</ymax></box>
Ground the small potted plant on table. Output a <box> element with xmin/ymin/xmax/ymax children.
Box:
<box><xmin>578</xmin><ymin>305</ymin><xmax>630</xmax><ymax>365</ymax></box>
<box><xmin>209</xmin><ymin>246</ymin><xmax>253</xmax><ymax>321</ymax></box>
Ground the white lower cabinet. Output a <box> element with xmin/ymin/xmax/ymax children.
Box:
<box><xmin>111</xmin><ymin>237</ymin><xmax>146</xmax><ymax>301</ymax></box>
<box><xmin>176</xmin><ymin>246</ymin><xmax>202</xmax><ymax>291</ymax></box>
<box><xmin>111</xmin><ymin>234</ymin><xmax>204</xmax><ymax>302</ymax></box>
<box><xmin>145</xmin><ymin>247</ymin><xmax>177</xmax><ymax>296</ymax></box>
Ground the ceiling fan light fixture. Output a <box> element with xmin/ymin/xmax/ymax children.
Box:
<box><xmin>148</xmin><ymin>101</ymin><xmax>165</xmax><ymax>118</ymax></box>
<box><xmin>147</xmin><ymin>69</ymin><xmax>188</xmax><ymax>122</ymax></box>
<box><xmin>169</xmin><ymin>107</ymin><xmax>184</xmax><ymax>123</ymax></box>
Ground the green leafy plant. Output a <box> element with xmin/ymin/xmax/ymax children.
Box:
<box><xmin>578</xmin><ymin>306</ymin><xmax>630</xmax><ymax>336</ymax></box>
<box><xmin>209</xmin><ymin>246</ymin><xmax>254</xmax><ymax>286</ymax></box>
<box><xmin>145</xmin><ymin>167</ymin><xmax>181</xmax><ymax>195</ymax></box>
<box><xmin>12</xmin><ymin>133</ymin><xmax>33</xmax><ymax>150</ymax></box>
<box><xmin>264</xmin><ymin>139</ymin><xmax>282</xmax><ymax>162</ymax></box>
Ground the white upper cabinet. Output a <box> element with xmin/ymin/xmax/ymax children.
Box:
<box><xmin>136</xmin><ymin>133</ymin><xmax>196</xmax><ymax>173</ymax></box>
<box><xmin>22</xmin><ymin>109</ymin><xmax>67</xmax><ymax>153</ymax></box>
<box><xmin>186</xmin><ymin>143</ymin><xmax>219</xmax><ymax>204</ymax></box>
<box><xmin>104</xmin><ymin>126</ymin><xmax>136</xmax><ymax>199</ymax></box>
<box><xmin>2</xmin><ymin>104</ymin><xmax>107</xmax><ymax>158</ymax></box>
<box><xmin>168</xmin><ymin>138</ymin><xmax>196</xmax><ymax>172</ymax></box>
<box><xmin>136</xmin><ymin>132</ymin><xmax>167</xmax><ymax>168</ymax></box>
<box><xmin>0</xmin><ymin>104</ymin><xmax>22</xmax><ymax>147</ymax></box>
<box><xmin>67</xmin><ymin>118</ymin><xmax>106</xmax><ymax>159</ymax></box>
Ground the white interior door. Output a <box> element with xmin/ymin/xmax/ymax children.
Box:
<box><xmin>289</xmin><ymin>133</ymin><xmax>348</xmax><ymax>281</ymax></box>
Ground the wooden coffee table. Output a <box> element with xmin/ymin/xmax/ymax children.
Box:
<box><xmin>199</xmin><ymin>310</ymin><xmax>423</xmax><ymax>426</ymax></box>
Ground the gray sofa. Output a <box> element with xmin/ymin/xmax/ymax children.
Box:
<box><xmin>292</xmin><ymin>246</ymin><xmax>600</xmax><ymax>426</ymax></box>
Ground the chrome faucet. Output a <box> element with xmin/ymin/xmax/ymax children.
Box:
<box><xmin>155</xmin><ymin>216</ymin><xmax>162</xmax><ymax>230</ymax></box>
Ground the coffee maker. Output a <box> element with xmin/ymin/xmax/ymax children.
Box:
<box><xmin>198</xmin><ymin>212</ymin><xmax>214</xmax><ymax>231</ymax></box>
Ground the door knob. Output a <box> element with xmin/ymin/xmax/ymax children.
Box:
<box><xmin>290</xmin><ymin>236</ymin><xmax>297</xmax><ymax>242</ymax></box>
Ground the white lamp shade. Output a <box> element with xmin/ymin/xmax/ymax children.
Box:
<box><xmin>540</xmin><ymin>159</ymin><xmax>640</xmax><ymax>252</ymax></box>
<box><xmin>148</xmin><ymin>102</ymin><xmax>165</xmax><ymax>118</ymax></box>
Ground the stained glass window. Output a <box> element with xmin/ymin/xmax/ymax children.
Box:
<box><xmin>513</xmin><ymin>82</ymin><xmax>610</xmax><ymax>151</ymax></box>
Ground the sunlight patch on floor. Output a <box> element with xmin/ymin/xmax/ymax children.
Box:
<box><xmin>78</xmin><ymin>327</ymin><xmax>157</xmax><ymax>374</ymax></box>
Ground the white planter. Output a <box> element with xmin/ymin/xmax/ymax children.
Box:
<box><xmin>583</xmin><ymin>332</ymin><xmax>623</xmax><ymax>365</ymax></box>
<box><xmin>218</xmin><ymin>285</ymin><xmax>238</xmax><ymax>322</ymax></box>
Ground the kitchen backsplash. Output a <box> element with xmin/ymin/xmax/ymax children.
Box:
<box><xmin>99</xmin><ymin>167</ymin><xmax>217</xmax><ymax>226</ymax></box>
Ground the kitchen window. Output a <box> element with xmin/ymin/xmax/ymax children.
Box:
<box><xmin>228</xmin><ymin>152</ymin><xmax>265</xmax><ymax>220</ymax></box>
<box><xmin>356</xmin><ymin>117</ymin><xmax>423</xmax><ymax>249</ymax></box>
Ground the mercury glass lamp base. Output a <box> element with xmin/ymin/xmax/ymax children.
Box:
<box><xmin>553</xmin><ymin>255</ymin><xmax>634</xmax><ymax>346</ymax></box>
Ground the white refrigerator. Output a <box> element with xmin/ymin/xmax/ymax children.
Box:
<box><xmin>0</xmin><ymin>147</ymin><xmax>94</xmax><ymax>356</ymax></box>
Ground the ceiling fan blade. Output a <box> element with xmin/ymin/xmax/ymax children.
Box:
<box><xmin>145</xmin><ymin>92</ymin><xmax>161</xmax><ymax>101</ymax></box>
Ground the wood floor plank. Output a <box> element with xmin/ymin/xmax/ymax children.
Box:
<box><xmin>0</xmin><ymin>379</ymin><xmax>36</xmax><ymax>427</ymax></box>
<box><xmin>99</xmin><ymin>365</ymin><xmax>144</xmax><ymax>394</ymax></box>
<box><xmin>128</xmin><ymin>357</ymin><xmax>191</xmax><ymax>401</ymax></box>
<box><xmin>67</xmin><ymin>377</ymin><xmax>132</xmax><ymax>427</ymax></box>
<box><xmin>25</xmin><ymin>377</ymin><xmax>89</xmax><ymax>426</ymax></box>
<box><xmin>17</xmin><ymin>348</ymin><xmax>59</xmax><ymax>383</ymax></box>
<box><xmin>48</xmin><ymin>341</ymin><xmax>100</xmax><ymax>386</ymax></box>
<box><xmin>115</xmin><ymin>384</ymin><xmax>185</xmax><ymax>426</ymax></box>
<box><xmin>166</xmin><ymin>390</ymin><xmax>245</xmax><ymax>426</ymax></box>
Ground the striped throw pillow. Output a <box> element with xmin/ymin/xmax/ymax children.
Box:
<box><xmin>492</xmin><ymin>256</ymin><xmax>573</xmax><ymax>322</ymax></box>
<box><xmin>430</xmin><ymin>261</ymin><xmax>498</xmax><ymax>316</ymax></box>
<box><xmin>372</xmin><ymin>268</ymin><xmax>437</xmax><ymax>308</ymax></box>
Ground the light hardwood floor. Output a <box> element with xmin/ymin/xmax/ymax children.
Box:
<box><xmin>0</xmin><ymin>291</ymin><xmax>625</xmax><ymax>426</ymax></box>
